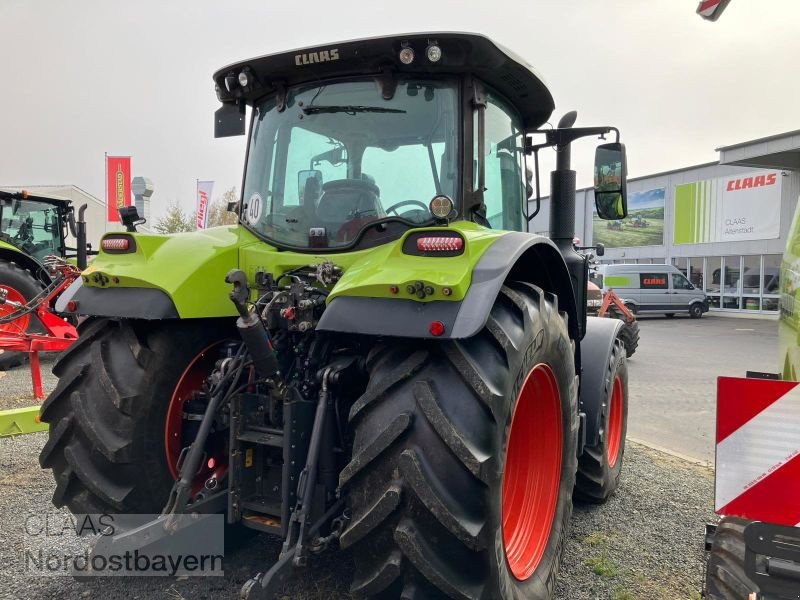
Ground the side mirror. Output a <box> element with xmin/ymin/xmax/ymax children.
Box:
<box><xmin>595</xmin><ymin>242</ymin><xmax>605</xmax><ymax>257</ymax></box>
<box><xmin>298</xmin><ymin>170</ymin><xmax>323</xmax><ymax>204</ymax></box>
<box><xmin>226</xmin><ymin>200</ymin><xmax>239</xmax><ymax>213</ymax></box>
<box><xmin>594</xmin><ymin>142</ymin><xmax>628</xmax><ymax>220</ymax></box>
<box><xmin>214</xmin><ymin>102</ymin><xmax>246</xmax><ymax>138</ymax></box>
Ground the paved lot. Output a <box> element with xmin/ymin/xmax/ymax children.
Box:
<box><xmin>627</xmin><ymin>313</ymin><xmax>778</xmax><ymax>463</ymax></box>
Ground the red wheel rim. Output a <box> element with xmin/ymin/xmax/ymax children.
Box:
<box><xmin>164</xmin><ymin>342</ymin><xmax>229</xmax><ymax>495</ymax></box>
<box><xmin>607</xmin><ymin>376</ymin><xmax>624</xmax><ymax>468</ymax></box>
<box><xmin>0</xmin><ymin>286</ymin><xmax>30</xmax><ymax>334</ymax></box>
<box><xmin>502</xmin><ymin>363</ymin><xmax>563</xmax><ymax>581</ymax></box>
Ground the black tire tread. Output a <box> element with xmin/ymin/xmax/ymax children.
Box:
<box><xmin>574</xmin><ymin>338</ymin><xmax>628</xmax><ymax>503</ymax></box>
<box><xmin>705</xmin><ymin>517</ymin><xmax>759</xmax><ymax>600</ymax></box>
<box><xmin>343</xmin><ymin>283</ymin><xmax>577</xmax><ymax>599</ymax></box>
<box><xmin>39</xmin><ymin>317</ymin><xmax>233</xmax><ymax>515</ymax></box>
<box><xmin>618</xmin><ymin>320</ymin><xmax>639</xmax><ymax>357</ymax></box>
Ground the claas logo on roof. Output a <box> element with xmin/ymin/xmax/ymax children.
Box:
<box><xmin>696</xmin><ymin>0</ymin><xmax>733</xmax><ymax>22</ymax></box>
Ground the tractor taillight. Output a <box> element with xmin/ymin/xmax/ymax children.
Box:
<box><xmin>101</xmin><ymin>236</ymin><xmax>133</xmax><ymax>253</ymax></box>
<box><xmin>416</xmin><ymin>236</ymin><xmax>464</xmax><ymax>252</ymax></box>
<box><xmin>429</xmin><ymin>321</ymin><xmax>445</xmax><ymax>336</ymax></box>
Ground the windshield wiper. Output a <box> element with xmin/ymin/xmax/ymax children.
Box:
<box><xmin>301</xmin><ymin>105</ymin><xmax>406</xmax><ymax>116</ymax></box>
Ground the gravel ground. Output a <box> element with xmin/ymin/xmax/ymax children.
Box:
<box><xmin>0</xmin><ymin>362</ymin><xmax>715</xmax><ymax>600</ymax></box>
<box><xmin>0</xmin><ymin>354</ymin><xmax>59</xmax><ymax>411</ymax></box>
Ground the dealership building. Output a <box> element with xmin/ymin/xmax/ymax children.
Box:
<box><xmin>529</xmin><ymin>129</ymin><xmax>800</xmax><ymax>316</ymax></box>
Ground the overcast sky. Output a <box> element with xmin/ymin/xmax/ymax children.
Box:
<box><xmin>2</xmin><ymin>0</ymin><xmax>798</xmax><ymax>222</ymax></box>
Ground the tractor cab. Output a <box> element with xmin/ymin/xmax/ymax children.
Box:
<box><xmin>214</xmin><ymin>33</ymin><xmax>626</xmax><ymax>254</ymax></box>
<box><xmin>0</xmin><ymin>193</ymin><xmax>70</xmax><ymax>262</ymax></box>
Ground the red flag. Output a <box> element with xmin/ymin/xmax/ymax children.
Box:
<box><xmin>106</xmin><ymin>156</ymin><xmax>132</xmax><ymax>222</ymax></box>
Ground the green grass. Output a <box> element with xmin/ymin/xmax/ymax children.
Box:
<box><xmin>613</xmin><ymin>590</ymin><xmax>636</xmax><ymax>600</ymax></box>
<box><xmin>587</xmin><ymin>549</ymin><xmax>619</xmax><ymax>577</ymax></box>
<box><xmin>583</xmin><ymin>531</ymin><xmax>611</xmax><ymax>547</ymax></box>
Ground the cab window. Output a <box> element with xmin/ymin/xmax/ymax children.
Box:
<box><xmin>476</xmin><ymin>90</ymin><xmax>525</xmax><ymax>231</ymax></box>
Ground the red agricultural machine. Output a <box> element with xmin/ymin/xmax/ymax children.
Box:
<box><xmin>586</xmin><ymin>282</ymin><xmax>639</xmax><ymax>357</ymax></box>
<box><xmin>0</xmin><ymin>189</ymin><xmax>88</xmax><ymax>436</ymax></box>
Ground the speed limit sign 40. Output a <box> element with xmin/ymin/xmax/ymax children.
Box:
<box><xmin>245</xmin><ymin>193</ymin><xmax>264</xmax><ymax>225</ymax></box>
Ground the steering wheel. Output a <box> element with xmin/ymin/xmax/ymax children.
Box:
<box><xmin>385</xmin><ymin>200</ymin><xmax>429</xmax><ymax>216</ymax></box>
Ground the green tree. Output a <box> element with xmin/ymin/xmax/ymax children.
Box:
<box><xmin>206</xmin><ymin>187</ymin><xmax>240</xmax><ymax>227</ymax></box>
<box><xmin>153</xmin><ymin>201</ymin><xmax>196</xmax><ymax>233</ymax></box>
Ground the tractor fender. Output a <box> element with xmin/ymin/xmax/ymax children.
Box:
<box><xmin>58</xmin><ymin>277</ymin><xmax>179</xmax><ymax>319</ymax></box>
<box><xmin>0</xmin><ymin>246</ymin><xmax>51</xmax><ymax>284</ymax></box>
<box><xmin>59</xmin><ymin>227</ymin><xmax>252</xmax><ymax>320</ymax></box>
<box><xmin>317</xmin><ymin>232</ymin><xmax>580</xmax><ymax>343</ymax></box>
<box><xmin>580</xmin><ymin>315</ymin><xmax>624</xmax><ymax>448</ymax></box>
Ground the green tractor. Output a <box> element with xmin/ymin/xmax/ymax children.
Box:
<box><xmin>0</xmin><ymin>190</ymin><xmax>88</xmax><ymax>369</ymax></box>
<box><xmin>40</xmin><ymin>33</ymin><xmax>631</xmax><ymax>598</ymax></box>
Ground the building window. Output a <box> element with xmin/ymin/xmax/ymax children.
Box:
<box><xmin>689</xmin><ymin>257</ymin><xmax>704</xmax><ymax>290</ymax></box>
<box><xmin>722</xmin><ymin>256</ymin><xmax>742</xmax><ymax>310</ymax></box>
<box><xmin>707</xmin><ymin>256</ymin><xmax>721</xmax><ymax>309</ymax></box>
<box><xmin>672</xmin><ymin>257</ymin><xmax>687</xmax><ymax>275</ymax></box>
<box><xmin>742</xmin><ymin>255</ymin><xmax>760</xmax><ymax>311</ymax></box>
<box><xmin>762</xmin><ymin>254</ymin><xmax>780</xmax><ymax>311</ymax></box>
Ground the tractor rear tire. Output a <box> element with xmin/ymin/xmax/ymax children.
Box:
<box><xmin>705</xmin><ymin>517</ymin><xmax>759</xmax><ymax>599</ymax></box>
<box><xmin>574</xmin><ymin>339</ymin><xmax>628</xmax><ymax>504</ymax></box>
<box><xmin>0</xmin><ymin>260</ymin><xmax>43</xmax><ymax>371</ymax></box>
<box><xmin>618</xmin><ymin>320</ymin><xmax>639</xmax><ymax>358</ymax></box>
<box><xmin>340</xmin><ymin>283</ymin><xmax>578</xmax><ymax>599</ymax></box>
<box><xmin>39</xmin><ymin>317</ymin><xmax>234</xmax><ymax>515</ymax></box>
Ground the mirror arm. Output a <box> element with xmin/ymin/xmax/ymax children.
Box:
<box><xmin>528</xmin><ymin>126</ymin><xmax>620</xmax><ymax>150</ymax></box>
<box><xmin>526</xmin><ymin>147</ymin><xmax>542</xmax><ymax>223</ymax></box>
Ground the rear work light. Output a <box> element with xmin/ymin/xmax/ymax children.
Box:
<box><xmin>101</xmin><ymin>236</ymin><xmax>133</xmax><ymax>253</ymax></box>
<box><xmin>416</xmin><ymin>236</ymin><xmax>464</xmax><ymax>252</ymax></box>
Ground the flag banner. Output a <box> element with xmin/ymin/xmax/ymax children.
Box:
<box><xmin>106</xmin><ymin>156</ymin><xmax>132</xmax><ymax>223</ymax></box>
<box><xmin>197</xmin><ymin>181</ymin><xmax>214</xmax><ymax>229</ymax></box>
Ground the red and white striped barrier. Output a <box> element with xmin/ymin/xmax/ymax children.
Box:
<box><xmin>716</xmin><ymin>377</ymin><xmax>800</xmax><ymax>527</ymax></box>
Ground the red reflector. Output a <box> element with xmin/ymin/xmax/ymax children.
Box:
<box><xmin>66</xmin><ymin>300</ymin><xmax>78</xmax><ymax>312</ymax></box>
<box><xmin>416</xmin><ymin>236</ymin><xmax>464</xmax><ymax>252</ymax></box>
<box><xmin>101</xmin><ymin>237</ymin><xmax>130</xmax><ymax>251</ymax></box>
<box><xmin>208</xmin><ymin>457</ymin><xmax>216</xmax><ymax>470</ymax></box>
<box><xmin>429</xmin><ymin>321</ymin><xmax>445</xmax><ymax>336</ymax></box>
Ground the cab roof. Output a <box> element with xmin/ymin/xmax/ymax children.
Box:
<box><xmin>213</xmin><ymin>32</ymin><xmax>555</xmax><ymax>129</ymax></box>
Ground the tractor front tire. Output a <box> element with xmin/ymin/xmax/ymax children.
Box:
<box><xmin>340</xmin><ymin>283</ymin><xmax>578</xmax><ymax>599</ymax></box>
<box><xmin>0</xmin><ymin>260</ymin><xmax>43</xmax><ymax>371</ymax></box>
<box><xmin>39</xmin><ymin>318</ymin><xmax>233</xmax><ymax>515</ymax></box>
<box><xmin>705</xmin><ymin>517</ymin><xmax>758</xmax><ymax>599</ymax></box>
<box><xmin>574</xmin><ymin>339</ymin><xmax>628</xmax><ymax>503</ymax></box>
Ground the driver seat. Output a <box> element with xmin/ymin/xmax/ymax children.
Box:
<box><xmin>316</xmin><ymin>179</ymin><xmax>383</xmax><ymax>241</ymax></box>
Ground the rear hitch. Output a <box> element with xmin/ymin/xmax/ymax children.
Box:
<box><xmin>241</xmin><ymin>359</ymin><xmax>356</xmax><ymax>599</ymax></box>
<box><xmin>239</xmin><ymin>499</ymin><xmax>345</xmax><ymax>600</ymax></box>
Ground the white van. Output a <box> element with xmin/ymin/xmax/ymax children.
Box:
<box><xmin>602</xmin><ymin>264</ymin><xmax>709</xmax><ymax>318</ymax></box>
